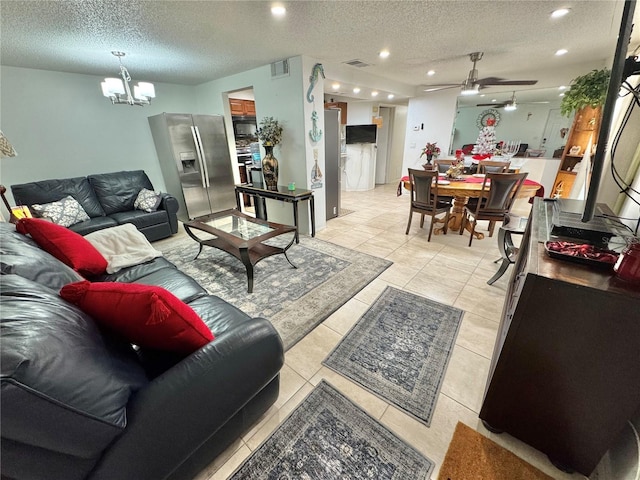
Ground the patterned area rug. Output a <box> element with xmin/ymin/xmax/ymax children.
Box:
<box><xmin>323</xmin><ymin>286</ymin><xmax>463</xmax><ymax>426</ymax></box>
<box><xmin>229</xmin><ymin>381</ymin><xmax>434</xmax><ymax>479</ymax></box>
<box><xmin>160</xmin><ymin>235</ymin><xmax>391</xmax><ymax>350</ymax></box>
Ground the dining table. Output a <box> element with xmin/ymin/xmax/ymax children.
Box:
<box><xmin>400</xmin><ymin>174</ymin><xmax>543</xmax><ymax>240</ymax></box>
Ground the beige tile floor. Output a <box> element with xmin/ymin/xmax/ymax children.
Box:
<box><xmin>193</xmin><ymin>183</ymin><xmax>585</xmax><ymax>480</ymax></box>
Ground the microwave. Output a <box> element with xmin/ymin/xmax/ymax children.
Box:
<box><xmin>232</xmin><ymin>116</ymin><xmax>257</xmax><ymax>139</ymax></box>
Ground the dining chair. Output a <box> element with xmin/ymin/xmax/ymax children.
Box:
<box><xmin>478</xmin><ymin>160</ymin><xmax>511</xmax><ymax>174</ymax></box>
<box><xmin>405</xmin><ymin>168</ymin><xmax>452</xmax><ymax>241</ymax></box>
<box><xmin>459</xmin><ymin>172</ymin><xmax>528</xmax><ymax>246</ymax></box>
<box><xmin>435</xmin><ymin>159</ymin><xmax>457</xmax><ymax>174</ymax></box>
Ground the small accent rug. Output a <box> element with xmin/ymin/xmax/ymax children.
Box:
<box><xmin>229</xmin><ymin>381</ymin><xmax>434</xmax><ymax>479</ymax></box>
<box><xmin>323</xmin><ymin>286</ymin><xmax>463</xmax><ymax>426</ymax></box>
<box><xmin>438</xmin><ymin>422</ymin><xmax>553</xmax><ymax>480</ymax></box>
<box><xmin>160</xmin><ymin>235</ymin><xmax>391</xmax><ymax>350</ymax></box>
<box><xmin>339</xmin><ymin>207</ymin><xmax>355</xmax><ymax>217</ymax></box>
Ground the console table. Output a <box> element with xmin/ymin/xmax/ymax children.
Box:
<box><xmin>479</xmin><ymin>199</ymin><xmax>640</xmax><ymax>476</ymax></box>
<box><xmin>235</xmin><ymin>184</ymin><xmax>315</xmax><ymax>244</ymax></box>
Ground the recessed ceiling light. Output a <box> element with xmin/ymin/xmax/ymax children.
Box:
<box><xmin>559</xmin><ymin>93</ymin><xmax>565</xmax><ymax>97</ymax></box>
<box><xmin>558</xmin><ymin>85</ymin><xmax>567</xmax><ymax>90</ymax></box>
<box><xmin>353</xmin><ymin>87</ymin><xmax>361</xmax><ymax>94</ymax></box>
<box><xmin>371</xmin><ymin>91</ymin><xmax>379</xmax><ymax>97</ymax></box>
<box><xmin>387</xmin><ymin>94</ymin><xmax>395</xmax><ymax>99</ymax></box>
<box><xmin>331</xmin><ymin>82</ymin><xmax>340</xmax><ymax>90</ymax></box>
<box><xmin>551</xmin><ymin>8</ymin><xmax>570</xmax><ymax>18</ymax></box>
<box><xmin>555</xmin><ymin>49</ymin><xmax>568</xmax><ymax>56</ymax></box>
<box><xmin>379</xmin><ymin>50</ymin><xmax>390</xmax><ymax>59</ymax></box>
<box><xmin>480</xmin><ymin>94</ymin><xmax>486</xmax><ymax>97</ymax></box>
<box><xmin>271</xmin><ymin>5</ymin><xmax>286</xmax><ymax>17</ymax></box>
<box><xmin>491</xmin><ymin>99</ymin><xmax>497</xmax><ymax>102</ymax></box>
<box><xmin>427</xmin><ymin>70</ymin><xmax>435</xmax><ymax>76</ymax></box>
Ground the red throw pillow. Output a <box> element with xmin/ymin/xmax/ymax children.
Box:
<box><xmin>60</xmin><ymin>281</ymin><xmax>214</xmax><ymax>354</ymax></box>
<box><xmin>16</xmin><ymin>218</ymin><xmax>107</xmax><ymax>277</ymax></box>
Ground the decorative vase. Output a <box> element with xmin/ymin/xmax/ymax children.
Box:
<box><xmin>262</xmin><ymin>145</ymin><xmax>279</xmax><ymax>191</ymax></box>
<box><xmin>426</xmin><ymin>154</ymin><xmax>433</xmax><ymax>164</ymax></box>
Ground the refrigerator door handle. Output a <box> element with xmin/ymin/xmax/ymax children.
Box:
<box><xmin>194</xmin><ymin>126</ymin><xmax>211</xmax><ymax>187</ymax></box>
<box><xmin>190</xmin><ymin>126</ymin><xmax>207</xmax><ymax>188</ymax></box>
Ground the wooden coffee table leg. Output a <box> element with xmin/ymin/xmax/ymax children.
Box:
<box><xmin>239</xmin><ymin>247</ymin><xmax>254</xmax><ymax>293</ymax></box>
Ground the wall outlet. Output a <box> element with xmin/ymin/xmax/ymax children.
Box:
<box><xmin>333</xmin><ymin>207</ymin><xmax>337</xmax><ymax>215</ymax></box>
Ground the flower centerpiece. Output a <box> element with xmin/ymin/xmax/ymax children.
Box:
<box><xmin>420</xmin><ymin>142</ymin><xmax>441</xmax><ymax>166</ymax></box>
<box><xmin>256</xmin><ymin>117</ymin><xmax>284</xmax><ymax>190</ymax></box>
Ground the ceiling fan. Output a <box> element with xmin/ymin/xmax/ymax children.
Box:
<box><xmin>423</xmin><ymin>52</ymin><xmax>538</xmax><ymax>95</ymax></box>
<box><xmin>477</xmin><ymin>91</ymin><xmax>550</xmax><ymax>110</ymax></box>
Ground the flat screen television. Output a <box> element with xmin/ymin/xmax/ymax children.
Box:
<box><xmin>346</xmin><ymin>124</ymin><xmax>377</xmax><ymax>144</ymax></box>
<box><xmin>580</xmin><ymin>0</ymin><xmax>636</xmax><ymax>222</ymax></box>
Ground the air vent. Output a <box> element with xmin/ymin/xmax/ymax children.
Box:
<box><xmin>271</xmin><ymin>59</ymin><xmax>290</xmax><ymax>77</ymax></box>
<box><xmin>344</xmin><ymin>59</ymin><xmax>371</xmax><ymax>68</ymax></box>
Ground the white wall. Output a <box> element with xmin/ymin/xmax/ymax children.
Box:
<box><xmin>0</xmin><ymin>66</ymin><xmax>198</xmax><ymax>207</ymax></box>
<box><xmin>402</xmin><ymin>90</ymin><xmax>459</xmax><ymax>177</ymax></box>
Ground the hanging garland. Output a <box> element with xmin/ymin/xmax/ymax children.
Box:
<box><xmin>476</xmin><ymin>109</ymin><xmax>501</xmax><ymax>129</ymax></box>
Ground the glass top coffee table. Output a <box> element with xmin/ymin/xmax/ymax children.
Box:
<box><xmin>183</xmin><ymin>209</ymin><xmax>297</xmax><ymax>293</ymax></box>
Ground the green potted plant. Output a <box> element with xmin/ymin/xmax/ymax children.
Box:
<box><xmin>560</xmin><ymin>68</ymin><xmax>610</xmax><ymax>117</ymax></box>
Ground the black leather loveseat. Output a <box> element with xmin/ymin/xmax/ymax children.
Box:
<box><xmin>11</xmin><ymin>170</ymin><xmax>179</xmax><ymax>242</ymax></box>
<box><xmin>0</xmin><ymin>222</ymin><xmax>284</xmax><ymax>480</ymax></box>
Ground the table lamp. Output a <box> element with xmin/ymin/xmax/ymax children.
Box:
<box><xmin>0</xmin><ymin>130</ymin><xmax>20</xmax><ymax>223</ymax></box>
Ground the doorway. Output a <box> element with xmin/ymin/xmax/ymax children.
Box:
<box><xmin>375</xmin><ymin>106</ymin><xmax>394</xmax><ymax>184</ymax></box>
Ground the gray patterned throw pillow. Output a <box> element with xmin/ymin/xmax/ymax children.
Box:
<box><xmin>31</xmin><ymin>195</ymin><xmax>90</xmax><ymax>227</ymax></box>
<box><xmin>134</xmin><ymin>188</ymin><xmax>162</xmax><ymax>213</ymax></box>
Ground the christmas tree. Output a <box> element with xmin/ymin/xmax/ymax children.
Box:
<box><xmin>473</xmin><ymin>118</ymin><xmax>496</xmax><ymax>155</ymax></box>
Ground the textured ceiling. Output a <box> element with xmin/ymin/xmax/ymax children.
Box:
<box><xmin>1</xmin><ymin>0</ymin><xmax>639</xmax><ymax>104</ymax></box>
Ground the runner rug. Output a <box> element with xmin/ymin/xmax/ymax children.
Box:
<box><xmin>438</xmin><ymin>422</ymin><xmax>553</xmax><ymax>480</ymax></box>
<box><xmin>159</xmin><ymin>235</ymin><xmax>391</xmax><ymax>350</ymax></box>
<box><xmin>323</xmin><ymin>286</ymin><xmax>463</xmax><ymax>426</ymax></box>
<box><xmin>229</xmin><ymin>381</ymin><xmax>434</xmax><ymax>479</ymax></box>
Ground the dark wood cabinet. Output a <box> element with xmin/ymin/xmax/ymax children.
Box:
<box><xmin>479</xmin><ymin>200</ymin><xmax>640</xmax><ymax>476</ymax></box>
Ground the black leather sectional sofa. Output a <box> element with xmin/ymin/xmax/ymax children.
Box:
<box><xmin>0</xmin><ymin>222</ymin><xmax>284</xmax><ymax>480</ymax></box>
<box><xmin>11</xmin><ymin>170</ymin><xmax>179</xmax><ymax>242</ymax></box>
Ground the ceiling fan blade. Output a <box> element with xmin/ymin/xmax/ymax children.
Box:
<box><xmin>422</xmin><ymin>84</ymin><xmax>462</xmax><ymax>92</ymax></box>
<box><xmin>481</xmin><ymin>79</ymin><xmax>539</xmax><ymax>86</ymax></box>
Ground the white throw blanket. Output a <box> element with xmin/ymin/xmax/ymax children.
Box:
<box><xmin>85</xmin><ymin>223</ymin><xmax>163</xmax><ymax>274</ymax></box>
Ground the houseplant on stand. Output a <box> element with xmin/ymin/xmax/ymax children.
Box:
<box><xmin>256</xmin><ymin>117</ymin><xmax>284</xmax><ymax>191</ymax></box>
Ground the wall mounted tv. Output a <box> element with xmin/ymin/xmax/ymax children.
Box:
<box><xmin>346</xmin><ymin>124</ymin><xmax>377</xmax><ymax>144</ymax></box>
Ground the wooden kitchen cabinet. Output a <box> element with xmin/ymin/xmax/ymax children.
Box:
<box><xmin>324</xmin><ymin>102</ymin><xmax>348</xmax><ymax>124</ymax></box>
<box><xmin>479</xmin><ymin>199</ymin><xmax>640</xmax><ymax>476</ymax></box>
<box><xmin>551</xmin><ymin>106</ymin><xmax>602</xmax><ymax>198</ymax></box>
<box><xmin>230</xmin><ymin>99</ymin><xmax>256</xmax><ymax>116</ymax></box>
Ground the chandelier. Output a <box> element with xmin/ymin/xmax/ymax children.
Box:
<box><xmin>100</xmin><ymin>51</ymin><xmax>155</xmax><ymax>106</ymax></box>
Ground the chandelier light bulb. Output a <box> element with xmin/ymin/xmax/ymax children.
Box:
<box><xmin>100</xmin><ymin>52</ymin><xmax>155</xmax><ymax>106</ymax></box>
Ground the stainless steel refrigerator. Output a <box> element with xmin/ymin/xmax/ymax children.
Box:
<box><xmin>324</xmin><ymin>109</ymin><xmax>342</xmax><ymax>220</ymax></box>
<box><xmin>148</xmin><ymin>113</ymin><xmax>237</xmax><ymax>221</ymax></box>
